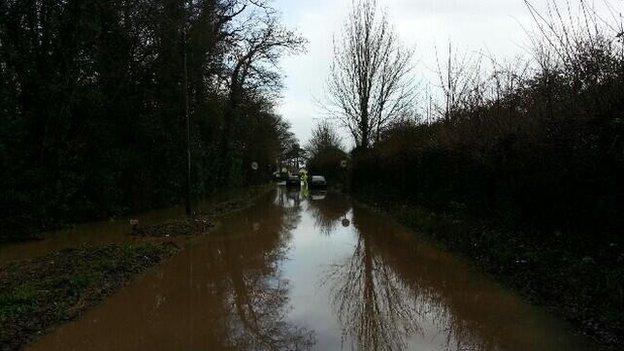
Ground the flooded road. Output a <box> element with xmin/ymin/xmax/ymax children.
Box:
<box><xmin>24</xmin><ymin>187</ymin><xmax>595</xmax><ymax>351</ymax></box>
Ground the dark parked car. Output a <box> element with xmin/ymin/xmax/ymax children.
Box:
<box><xmin>309</xmin><ymin>175</ymin><xmax>327</xmax><ymax>189</ymax></box>
<box><xmin>273</xmin><ymin>171</ymin><xmax>288</xmax><ymax>183</ymax></box>
<box><xmin>286</xmin><ymin>174</ymin><xmax>301</xmax><ymax>187</ymax></box>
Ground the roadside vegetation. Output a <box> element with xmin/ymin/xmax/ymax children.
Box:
<box><xmin>0</xmin><ymin>0</ymin><xmax>305</xmax><ymax>242</ymax></box>
<box><xmin>311</xmin><ymin>0</ymin><xmax>624</xmax><ymax>347</ymax></box>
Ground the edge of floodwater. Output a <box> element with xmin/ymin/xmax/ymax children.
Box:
<box><xmin>350</xmin><ymin>191</ymin><xmax>621</xmax><ymax>350</ymax></box>
<box><xmin>0</xmin><ymin>184</ymin><xmax>275</xmax><ymax>351</ymax></box>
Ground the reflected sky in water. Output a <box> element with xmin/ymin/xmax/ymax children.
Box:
<box><xmin>25</xmin><ymin>187</ymin><xmax>596</xmax><ymax>351</ymax></box>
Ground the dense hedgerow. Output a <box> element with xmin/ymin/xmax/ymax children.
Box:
<box><xmin>354</xmin><ymin>14</ymin><xmax>624</xmax><ymax>241</ymax></box>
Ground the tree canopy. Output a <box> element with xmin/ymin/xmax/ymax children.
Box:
<box><xmin>0</xmin><ymin>0</ymin><xmax>304</xmax><ymax>241</ymax></box>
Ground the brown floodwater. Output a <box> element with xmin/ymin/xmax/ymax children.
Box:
<box><xmin>16</xmin><ymin>187</ymin><xmax>597</xmax><ymax>350</ymax></box>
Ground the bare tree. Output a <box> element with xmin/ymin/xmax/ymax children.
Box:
<box><xmin>306</xmin><ymin>121</ymin><xmax>344</xmax><ymax>160</ymax></box>
<box><xmin>523</xmin><ymin>0</ymin><xmax>624</xmax><ymax>78</ymax></box>
<box><xmin>326</xmin><ymin>0</ymin><xmax>415</xmax><ymax>150</ymax></box>
<box><xmin>220</xmin><ymin>8</ymin><xmax>306</xmax><ymax>181</ymax></box>
<box><xmin>434</xmin><ymin>43</ymin><xmax>484</xmax><ymax>119</ymax></box>
<box><xmin>225</xmin><ymin>13</ymin><xmax>307</xmax><ymax>108</ymax></box>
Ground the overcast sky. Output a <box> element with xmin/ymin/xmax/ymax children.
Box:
<box><xmin>270</xmin><ymin>0</ymin><xmax>622</xmax><ymax>145</ymax></box>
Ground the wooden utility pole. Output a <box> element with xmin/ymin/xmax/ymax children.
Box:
<box><xmin>182</xmin><ymin>13</ymin><xmax>192</xmax><ymax>216</ymax></box>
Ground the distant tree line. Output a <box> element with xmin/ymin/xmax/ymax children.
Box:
<box><xmin>0</xmin><ymin>0</ymin><xmax>304</xmax><ymax>241</ymax></box>
<box><xmin>305</xmin><ymin>121</ymin><xmax>346</xmax><ymax>184</ymax></box>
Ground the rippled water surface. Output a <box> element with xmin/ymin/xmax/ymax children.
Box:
<box><xmin>21</xmin><ymin>187</ymin><xmax>596</xmax><ymax>350</ymax></box>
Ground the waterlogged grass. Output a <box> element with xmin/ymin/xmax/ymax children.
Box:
<box><xmin>0</xmin><ymin>243</ymin><xmax>178</xmax><ymax>351</ymax></box>
<box><xmin>357</xmin><ymin>194</ymin><xmax>624</xmax><ymax>349</ymax></box>
<box><xmin>0</xmin><ymin>184</ymin><xmax>272</xmax><ymax>351</ymax></box>
<box><xmin>135</xmin><ymin>184</ymin><xmax>274</xmax><ymax>238</ymax></box>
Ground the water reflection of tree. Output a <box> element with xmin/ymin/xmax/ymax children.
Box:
<box><xmin>214</xmin><ymin>193</ymin><xmax>583</xmax><ymax>351</ymax></box>
<box><xmin>323</xmin><ymin>206</ymin><xmax>424</xmax><ymax>351</ymax></box>
<box><xmin>29</xmin><ymin>191</ymin><xmax>314</xmax><ymax>351</ymax></box>
<box><xmin>207</xmin><ymin>197</ymin><xmax>313</xmax><ymax>350</ymax></box>
<box><xmin>346</xmin><ymin>207</ymin><xmax>490</xmax><ymax>351</ymax></box>
<box><xmin>307</xmin><ymin>192</ymin><xmax>350</xmax><ymax>235</ymax></box>
<box><xmin>323</xmin><ymin>204</ymin><xmax>566</xmax><ymax>351</ymax></box>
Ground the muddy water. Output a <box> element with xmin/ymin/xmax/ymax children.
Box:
<box><xmin>0</xmin><ymin>190</ymin><xmax>242</xmax><ymax>263</ymax></box>
<box><xmin>23</xmin><ymin>188</ymin><xmax>595</xmax><ymax>351</ymax></box>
